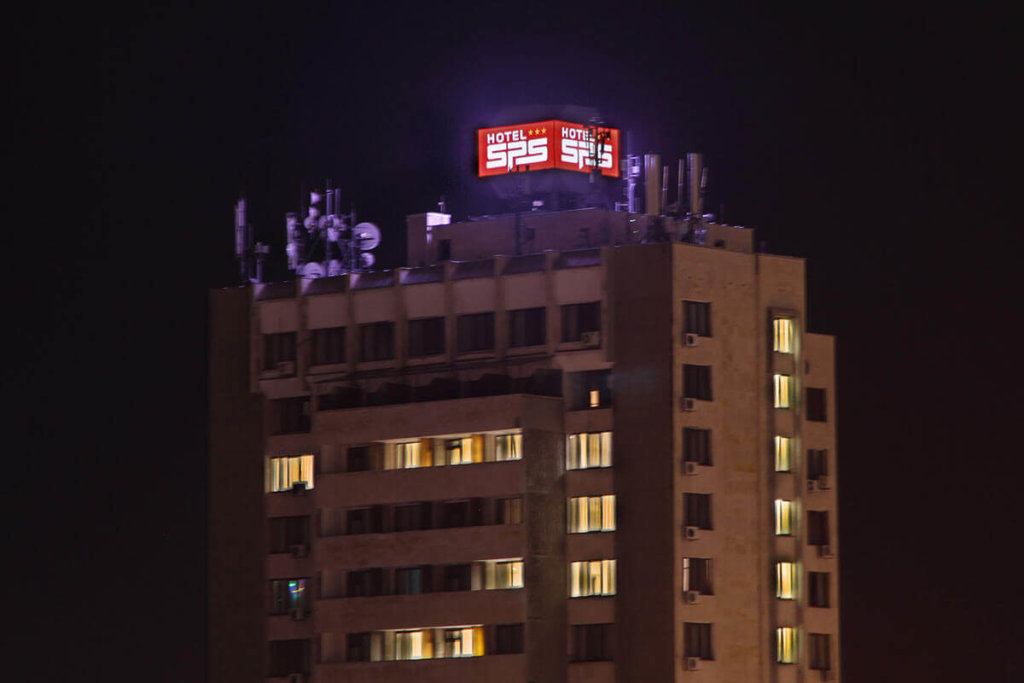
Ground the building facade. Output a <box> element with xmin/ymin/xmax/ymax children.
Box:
<box><xmin>210</xmin><ymin>206</ymin><xmax>840</xmax><ymax>683</ymax></box>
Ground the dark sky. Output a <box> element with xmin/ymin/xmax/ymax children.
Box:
<box><xmin>7</xmin><ymin>2</ymin><xmax>1018</xmax><ymax>681</ymax></box>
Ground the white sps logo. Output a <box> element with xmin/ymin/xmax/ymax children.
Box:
<box><xmin>485</xmin><ymin>129</ymin><xmax>549</xmax><ymax>171</ymax></box>
<box><xmin>560</xmin><ymin>126</ymin><xmax>614</xmax><ymax>170</ymax></box>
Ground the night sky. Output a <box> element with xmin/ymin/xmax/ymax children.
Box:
<box><xmin>7</xmin><ymin>3</ymin><xmax>1018</xmax><ymax>681</ymax></box>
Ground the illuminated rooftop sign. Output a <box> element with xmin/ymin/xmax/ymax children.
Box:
<box><xmin>477</xmin><ymin>120</ymin><xmax>621</xmax><ymax>178</ymax></box>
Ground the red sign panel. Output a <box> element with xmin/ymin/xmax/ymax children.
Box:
<box><xmin>477</xmin><ymin>120</ymin><xmax>621</xmax><ymax>178</ymax></box>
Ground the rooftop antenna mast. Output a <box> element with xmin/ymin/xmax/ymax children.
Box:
<box><xmin>234</xmin><ymin>198</ymin><xmax>269</xmax><ymax>284</ymax></box>
<box><xmin>685</xmin><ymin>153</ymin><xmax>709</xmax><ymax>245</ymax></box>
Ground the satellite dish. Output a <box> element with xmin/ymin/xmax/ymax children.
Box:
<box><xmin>359</xmin><ymin>252</ymin><xmax>375</xmax><ymax>268</ymax></box>
<box><xmin>352</xmin><ymin>222</ymin><xmax>381</xmax><ymax>251</ymax></box>
<box><xmin>299</xmin><ymin>262</ymin><xmax>324</xmax><ymax>279</ymax></box>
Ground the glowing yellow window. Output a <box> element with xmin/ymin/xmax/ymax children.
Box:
<box><xmin>268</xmin><ymin>454</ymin><xmax>314</xmax><ymax>492</ymax></box>
<box><xmin>776</xmin><ymin>562</ymin><xmax>797</xmax><ymax>600</ymax></box>
<box><xmin>445</xmin><ymin>435</ymin><xmax>483</xmax><ymax>465</ymax></box>
<box><xmin>567</xmin><ymin>431</ymin><xmax>613</xmax><ymax>470</ymax></box>
<box><xmin>396</xmin><ymin>441</ymin><xmax>421</xmax><ymax>469</ymax></box>
<box><xmin>394</xmin><ymin>629</ymin><xmax>433</xmax><ymax>660</ymax></box>
<box><xmin>570</xmin><ymin>559</ymin><xmax>617</xmax><ymax>597</ymax></box>
<box><xmin>775</xmin><ymin>499</ymin><xmax>795</xmax><ymax>536</ymax></box>
<box><xmin>568</xmin><ymin>495</ymin><xmax>616</xmax><ymax>533</ymax></box>
<box><xmin>773</xmin><ymin>374</ymin><xmax>793</xmax><ymax>409</ymax></box>
<box><xmin>494</xmin><ymin>432</ymin><xmax>522</xmax><ymax>461</ymax></box>
<box><xmin>776</xmin><ymin>626</ymin><xmax>797</xmax><ymax>663</ymax></box>
<box><xmin>773</xmin><ymin>318</ymin><xmax>795</xmax><ymax>353</ymax></box>
<box><xmin>774</xmin><ymin>436</ymin><xmax>793</xmax><ymax>472</ymax></box>
<box><xmin>441</xmin><ymin>626</ymin><xmax>484</xmax><ymax>658</ymax></box>
<box><xmin>481</xmin><ymin>559</ymin><xmax>524</xmax><ymax>590</ymax></box>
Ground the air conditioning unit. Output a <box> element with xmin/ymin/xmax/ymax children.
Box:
<box><xmin>685</xmin><ymin>333</ymin><xmax>699</xmax><ymax>347</ymax></box>
<box><xmin>291</xmin><ymin>481</ymin><xmax>309</xmax><ymax>495</ymax></box>
<box><xmin>684</xmin><ymin>526</ymin><xmax>700</xmax><ymax>540</ymax></box>
<box><xmin>817</xmin><ymin>475</ymin><xmax>831</xmax><ymax>490</ymax></box>
<box><xmin>277</xmin><ymin>360</ymin><xmax>296</xmax><ymax>375</ymax></box>
<box><xmin>685</xmin><ymin>656</ymin><xmax>701</xmax><ymax>671</ymax></box>
<box><xmin>290</xmin><ymin>607</ymin><xmax>306</xmax><ymax>621</ymax></box>
<box><xmin>807</xmin><ymin>479</ymin><xmax>818</xmax><ymax>493</ymax></box>
<box><xmin>817</xmin><ymin>544</ymin><xmax>835</xmax><ymax>559</ymax></box>
<box><xmin>290</xmin><ymin>543</ymin><xmax>309</xmax><ymax>558</ymax></box>
<box><xmin>682</xmin><ymin>398</ymin><xmax>697</xmax><ymax>412</ymax></box>
<box><xmin>685</xmin><ymin>590</ymin><xmax>701</xmax><ymax>605</ymax></box>
<box><xmin>684</xmin><ymin>461</ymin><xmax>699</xmax><ymax>475</ymax></box>
<box><xmin>820</xmin><ymin>668</ymin><xmax>836</xmax><ymax>681</ymax></box>
<box><xmin>581</xmin><ymin>331</ymin><xmax>601</xmax><ymax>348</ymax></box>
<box><xmin>288</xmin><ymin>674</ymin><xmax>306</xmax><ymax>683</ymax></box>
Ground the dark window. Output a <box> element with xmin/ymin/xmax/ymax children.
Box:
<box><xmin>683</xmin><ymin>558</ymin><xmax>713</xmax><ymax>595</ymax></box>
<box><xmin>442</xmin><ymin>563</ymin><xmax>472</xmax><ymax>592</ymax></box>
<box><xmin>273</xmin><ymin>397</ymin><xmax>310</xmax><ymax>434</ymax></box>
<box><xmin>347</xmin><ymin>632</ymin><xmax>371</xmax><ymax>662</ymax></box>
<box><xmin>268</xmin><ymin>639</ymin><xmax>310</xmax><ymax>676</ymax></box>
<box><xmin>441</xmin><ymin>499</ymin><xmax>484</xmax><ymax>528</ymax></box>
<box><xmin>496</xmin><ymin>497</ymin><xmax>523</xmax><ymax>525</ymax></box>
<box><xmin>683</xmin><ymin>428</ymin><xmax>712</xmax><ymax>466</ymax></box>
<box><xmin>809</xmin><ymin>572</ymin><xmax>830</xmax><ymax>607</ymax></box>
<box><xmin>395</xmin><ymin>566</ymin><xmax>429</xmax><ymax>595</ymax></box>
<box><xmin>568</xmin><ymin>369</ymin><xmax>612</xmax><ymax>410</ymax></box>
<box><xmin>493</xmin><ymin>624</ymin><xmax>525</xmax><ymax>654</ymax></box>
<box><xmin>347</xmin><ymin>506</ymin><xmax>384</xmax><ymax>535</ymax></box>
<box><xmin>807</xmin><ymin>449</ymin><xmax>829</xmax><ymax>479</ymax></box>
<box><xmin>684</xmin><ymin>301</ymin><xmax>712</xmax><ymax>337</ymax></box>
<box><xmin>806</xmin><ymin>388</ymin><xmax>827</xmax><ymax>421</ymax></box>
<box><xmin>570</xmin><ymin>623</ymin><xmax>614</xmax><ymax>662</ymax></box>
<box><xmin>684</xmin><ymin>622</ymin><xmax>714</xmax><ymax>660</ymax></box>
<box><xmin>808</xmin><ymin>633</ymin><xmax>832</xmax><ymax>670</ymax></box>
<box><xmin>268</xmin><ymin>516</ymin><xmax>309</xmax><ymax>554</ymax></box>
<box><xmin>270</xmin><ymin>578</ymin><xmax>311</xmax><ymax>615</ymax></box>
<box><xmin>438</xmin><ymin>239</ymin><xmax>452</xmax><ymax>261</ymax></box>
<box><xmin>808</xmin><ymin>510</ymin><xmax>830</xmax><ymax>546</ymax></box>
<box><xmin>263</xmin><ymin>332</ymin><xmax>297</xmax><ymax>370</ymax></box>
<box><xmin>311</xmin><ymin>327</ymin><xmax>345</xmax><ymax>365</ymax></box>
<box><xmin>457</xmin><ymin>312</ymin><xmax>495</xmax><ymax>353</ymax></box>
<box><xmin>508</xmin><ymin>307</ymin><xmax>546</xmax><ymax>347</ymax></box>
<box><xmin>347</xmin><ymin>568</ymin><xmax>383</xmax><ymax>597</ymax></box>
<box><xmin>561</xmin><ymin>302</ymin><xmax>601</xmax><ymax>342</ymax></box>
<box><xmin>359</xmin><ymin>322</ymin><xmax>394</xmax><ymax>362</ymax></box>
<box><xmin>347</xmin><ymin>446</ymin><xmax>371</xmax><ymax>472</ymax></box>
<box><xmin>683</xmin><ymin>364</ymin><xmax>713</xmax><ymax>400</ymax></box>
<box><xmin>394</xmin><ymin>502</ymin><xmax>432</xmax><ymax>532</ymax></box>
<box><xmin>408</xmin><ymin>317</ymin><xmax>446</xmax><ymax>357</ymax></box>
<box><xmin>684</xmin><ymin>493</ymin><xmax>712</xmax><ymax>530</ymax></box>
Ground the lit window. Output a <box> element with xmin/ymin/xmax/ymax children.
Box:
<box><xmin>494</xmin><ymin>432</ymin><xmax>522</xmax><ymax>461</ymax></box>
<box><xmin>374</xmin><ymin>626</ymin><xmax>484</xmax><ymax>661</ymax></box>
<box><xmin>567</xmin><ymin>431</ymin><xmax>613</xmax><ymax>470</ymax></box>
<box><xmin>773</xmin><ymin>374</ymin><xmax>793</xmax><ymax>408</ymax></box>
<box><xmin>776</xmin><ymin>626</ymin><xmax>797</xmax><ymax>663</ymax></box>
<box><xmin>567</xmin><ymin>495</ymin><xmax>616</xmax><ymax>533</ymax></box>
<box><xmin>774</xmin><ymin>436</ymin><xmax>793</xmax><ymax>472</ymax></box>
<box><xmin>589</xmin><ymin>390</ymin><xmax>600</xmax><ymax>408</ymax></box>
<box><xmin>776</xmin><ymin>562</ymin><xmax>797</xmax><ymax>600</ymax></box>
<box><xmin>396</xmin><ymin>441</ymin><xmax>422</xmax><ymax>468</ymax></box>
<box><xmin>570</xmin><ymin>559</ymin><xmax>616</xmax><ymax>597</ymax></box>
<box><xmin>479</xmin><ymin>559</ymin><xmax>524</xmax><ymax>590</ymax></box>
<box><xmin>775</xmin><ymin>499</ymin><xmax>795</xmax><ymax>536</ymax></box>
<box><xmin>440</xmin><ymin>626</ymin><xmax>484</xmax><ymax>658</ymax></box>
<box><xmin>268</xmin><ymin>454</ymin><xmax>314</xmax><ymax>492</ymax></box>
<box><xmin>445</xmin><ymin>436</ymin><xmax>483</xmax><ymax>465</ymax></box>
<box><xmin>773</xmin><ymin>318</ymin><xmax>794</xmax><ymax>353</ymax></box>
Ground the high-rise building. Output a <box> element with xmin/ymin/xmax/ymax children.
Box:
<box><xmin>210</xmin><ymin>166</ymin><xmax>840</xmax><ymax>683</ymax></box>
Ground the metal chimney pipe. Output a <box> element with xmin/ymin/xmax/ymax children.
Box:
<box><xmin>644</xmin><ymin>153</ymin><xmax>661</xmax><ymax>216</ymax></box>
<box><xmin>687</xmin><ymin>153</ymin><xmax>703</xmax><ymax>216</ymax></box>
<box><xmin>661</xmin><ymin>165</ymin><xmax>669</xmax><ymax>216</ymax></box>
<box><xmin>677</xmin><ymin>159</ymin><xmax>685</xmax><ymax>212</ymax></box>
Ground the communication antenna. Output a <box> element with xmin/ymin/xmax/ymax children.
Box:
<box><xmin>586</xmin><ymin>117</ymin><xmax>612</xmax><ymax>183</ymax></box>
<box><xmin>685</xmin><ymin>153</ymin><xmax>709</xmax><ymax>245</ymax></box>
<box><xmin>282</xmin><ymin>186</ymin><xmax>382</xmax><ymax>279</ymax></box>
<box><xmin>234</xmin><ymin>197</ymin><xmax>270</xmax><ymax>284</ymax></box>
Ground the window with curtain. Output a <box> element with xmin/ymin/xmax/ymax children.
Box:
<box><xmin>570</xmin><ymin>559</ymin><xmax>616</xmax><ymax>597</ymax></box>
<box><xmin>773</xmin><ymin>318</ymin><xmax>794</xmax><ymax>353</ymax></box>
<box><xmin>774</xmin><ymin>436</ymin><xmax>793</xmax><ymax>472</ymax></box>
<box><xmin>776</xmin><ymin>627</ymin><xmax>797</xmax><ymax>663</ymax></box>
<box><xmin>567</xmin><ymin>431</ymin><xmax>612</xmax><ymax>469</ymax></box>
<box><xmin>567</xmin><ymin>495</ymin><xmax>616</xmax><ymax>533</ymax></box>
<box><xmin>774</xmin><ymin>374</ymin><xmax>793</xmax><ymax>408</ymax></box>
<box><xmin>268</xmin><ymin>454</ymin><xmax>314</xmax><ymax>492</ymax></box>
<box><xmin>775</xmin><ymin>499</ymin><xmax>795</xmax><ymax>536</ymax></box>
